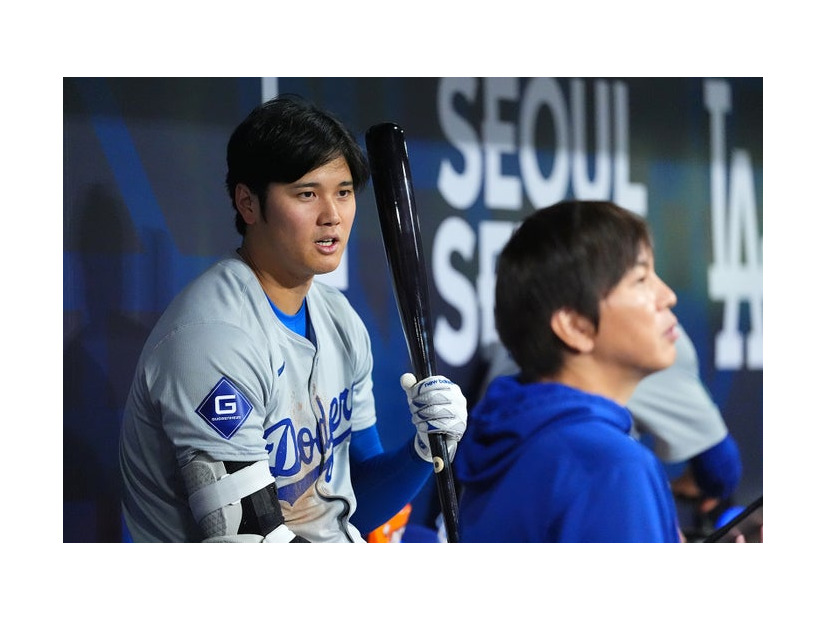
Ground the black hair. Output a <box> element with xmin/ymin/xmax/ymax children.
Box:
<box><xmin>225</xmin><ymin>94</ymin><xmax>370</xmax><ymax>236</ymax></box>
<box><xmin>494</xmin><ymin>200</ymin><xmax>652</xmax><ymax>381</ymax></box>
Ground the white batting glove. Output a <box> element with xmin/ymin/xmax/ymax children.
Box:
<box><xmin>400</xmin><ymin>373</ymin><xmax>468</xmax><ymax>464</ymax></box>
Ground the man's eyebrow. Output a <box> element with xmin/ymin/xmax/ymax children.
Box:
<box><xmin>289</xmin><ymin>179</ymin><xmax>354</xmax><ymax>189</ymax></box>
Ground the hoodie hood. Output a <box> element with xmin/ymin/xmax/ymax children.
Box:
<box><xmin>454</xmin><ymin>374</ymin><xmax>633</xmax><ymax>486</ymax></box>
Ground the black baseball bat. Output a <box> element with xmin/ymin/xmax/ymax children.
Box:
<box><xmin>365</xmin><ymin>122</ymin><xmax>460</xmax><ymax>543</ymax></box>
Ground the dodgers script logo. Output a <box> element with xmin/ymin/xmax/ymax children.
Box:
<box><xmin>264</xmin><ymin>385</ymin><xmax>354</xmax><ymax>504</ymax></box>
<box><xmin>196</xmin><ymin>377</ymin><xmax>254</xmax><ymax>439</ymax></box>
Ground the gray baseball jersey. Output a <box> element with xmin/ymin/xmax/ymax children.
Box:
<box><xmin>119</xmin><ymin>254</ymin><xmax>376</xmax><ymax>542</ymax></box>
<box><xmin>479</xmin><ymin>324</ymin><xmax>727</xmax><ymax>464</ymax></box>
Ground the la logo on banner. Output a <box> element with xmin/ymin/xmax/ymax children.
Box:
<box><xmin>705</xmin><ymin>79</ymin><xmax>763</xmax><ymax>371</ymax></box>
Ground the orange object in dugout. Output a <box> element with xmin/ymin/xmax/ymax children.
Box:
<box><xmin>367</xmin><ymin>503</ymin><xmax>412</xmax><ymax>543</ymax></box>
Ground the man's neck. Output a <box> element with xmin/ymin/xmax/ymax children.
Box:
<box><xmin>237</xmin><ymin>245</ymin><xmax>311</xmax><ymax>315</ymax></box>
<box><xmin>545</xmin><ymin>360</ymin><xmax>642</xmax><ymax>405</ymax></box>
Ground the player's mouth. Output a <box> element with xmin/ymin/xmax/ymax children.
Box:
<box><xmin>315</xmin><ymin>236</ymin><xmax>340</xmax><ymax>254</ymax></box>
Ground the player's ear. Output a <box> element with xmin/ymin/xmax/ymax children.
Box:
<box><xmin>235</xmin><ymin>183</ymin><xmax>259</xmax><ymax>226</ymax></box>
<box><xmin>550</xmin><ymin>308</ymin><xmax>596</xmax><ymax>353</ymax></box>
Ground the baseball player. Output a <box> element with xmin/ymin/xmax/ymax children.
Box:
<box><xmin>118</xmin><ymin>95</ymin><xmax>468</xmax><ymax>543</ymax></box>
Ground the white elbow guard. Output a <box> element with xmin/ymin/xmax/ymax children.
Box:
<box><xmin>181</xmin><ymin>454</ymin><xmax>305</xmax><ymax>542</ymax></box>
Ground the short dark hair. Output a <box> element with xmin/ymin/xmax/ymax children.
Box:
<box><xmin>225</xmin><ymin>94</ymin><xmax>370</xmax><ymax>236</ymax></box>
<box><xmin>494</xmin><ymin>200</ymin><xmax>653</xmax><ymax>381</ymax></box>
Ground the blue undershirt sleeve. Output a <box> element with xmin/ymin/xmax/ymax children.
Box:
<box><xmin>348</xmin><ymin>425</ymin><xmax>433</xmax><ymax>535</ymax></box>
<box><xmin>690</xmin><ymin>433</ymin><xmax>742</xmax><ymax>499</ymax></box>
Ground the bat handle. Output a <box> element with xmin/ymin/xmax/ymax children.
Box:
<box><xmin>429</xmin><ymin>433</ymin><xmax>460</xmax><ymax>543</ymax></box>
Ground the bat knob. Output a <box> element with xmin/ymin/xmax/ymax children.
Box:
<box><xmin>400</xmin><ymin>373</ymin><xmax>418</xmax><ymax>390</ymax></box>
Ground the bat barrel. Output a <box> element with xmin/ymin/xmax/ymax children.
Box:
<box><xmin>366</xmin><ymin>123</ymin><xmax>436</xmax><ymax>380</ymax></box>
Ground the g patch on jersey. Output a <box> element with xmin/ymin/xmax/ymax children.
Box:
<box><xmin>196</xmin><ymin>377</ymin><xmax>253</xmax><ymax>439</ymax></box>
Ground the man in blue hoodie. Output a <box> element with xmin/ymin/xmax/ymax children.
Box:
<box><xmin>454</xmin><ymin>200</ymin><xmax>682</xmax><ymax>542</ymax></box>
<box><xmin>476</xmin><ymin>322</ymin><xmax>742</xmax><ymax>539</ymax></box>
